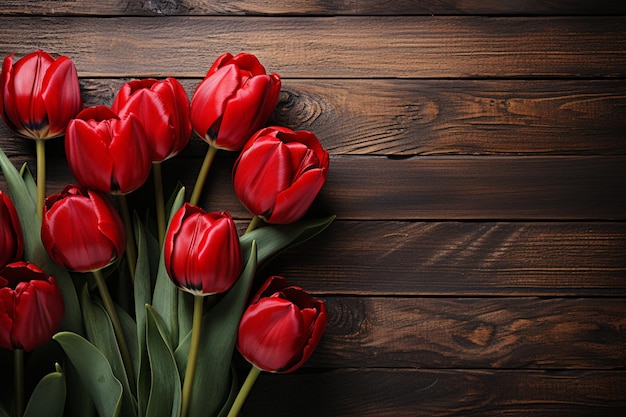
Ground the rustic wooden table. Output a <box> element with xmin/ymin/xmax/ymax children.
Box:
<box><xmin>1</xmin><ymin>1</ymin><xmax>625</xmax><ymax>416</ymax></box>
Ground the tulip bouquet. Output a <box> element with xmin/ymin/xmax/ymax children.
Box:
<box><xmin>0</xmin><ymin>50</ymin><xmax>333</xmax><ymax>417</ymax></box>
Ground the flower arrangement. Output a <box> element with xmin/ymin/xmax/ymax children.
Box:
<box><xmin>0</xmin><ymin>49</ymin><xmax>333</xmax><ymax>417</ymax></box>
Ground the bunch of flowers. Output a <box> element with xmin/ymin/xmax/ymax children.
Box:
<box><xmin>0</xmin><ymin>49</ymin><xmax>333</xmax><ymax>417</ymax></box>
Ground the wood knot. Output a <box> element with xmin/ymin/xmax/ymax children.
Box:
<box><xmin>467</xmin><ymin>323</ymin><xmax>495</xmax><ymax>346</ymax></box>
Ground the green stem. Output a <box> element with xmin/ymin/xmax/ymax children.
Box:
<box><xmin>117</xmin><ymin>194</ymin><xmax>136</xmax><ymax>283</ymax></box>
<box><xmin>226</xmin><ymin>366</ymin><xmax>261</xmax><ymax>417</ymax></box>
<box><xmin>14</xmin><ymin>349</ymin><xmax>24</xmax><ymax>417</ymax></box>
<box><xmin>189</xmin><ymin>145</ymin><xmax>218</xmax><ymax>206</ymax></box>
<box><xmin>181</xmin><ymin>295</ymin><xmax>204</xmax><ymax>417</ymax></box>
<box><xmin>152</xmin><ymin>162</ymin><xmax>166</xmax><ymax>248</ymax></box>
<box><xmin>35</xmin><ymin>139</ymin><xmax>46</xmax><ymax>218</ymax></box>
<box><xmin>92</xmin><ymin>269</ymin><xmax>136</xmax><ymax>396</ymax></box>
<box><xmin>245</xmin><ymin>215</ymin><xmax>263</xmax><ymax>234</ymax></box>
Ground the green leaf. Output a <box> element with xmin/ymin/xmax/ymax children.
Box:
<box><xmin>116</xmin><ymin>301</ymin><xmax>140</xmax><ymax>386</ymax></box>
<box><xmin>53</xmin><ymin>332</ymin><xmax>123</xmax><ymax>417</ymax></box>
<box><xmin>152</xmin><ymin>187</ymin><xmax>185</xmax><ymax>347</ymax></box>
<box><xmin>240</xmin><ymin>215</ymin><xmax>335</xmax><ymax>266</ymax></box>
<box><xmin>134</xmin><ymin>218</ymin><xmax>152</xmax><ymax>354</ymax></box>
<box><xmin>0</xmin><ymin>147</ymin><xmax>82</xmax><ymax>333</ymax></box>
<box><xmin>81</xmin><ymin>286</ymin><xmax>137</xmax><ymax>413</ymax></box>
<box><xmin>177</xmin><ymin>241</ymin><xmax>257</xmax><ymax>417</ymax></box>
<box><xmin>176</xmin><ymin>291</ymin><xmax>193</xmax><ymax>348</ymax></box>
<box><xmin>215</xmin><ymin>366</ymin><xmax>239</xmax><ymax>417</ymax></box>
<box><xmin>63</xmin><ymin>361</ymin><xmax>97</xmax><ymax>417</ymax></box>
<box><xmin>23</xmin><ymin>369</ymin><xmax>66</xmax><ymax>417</ymax></box>
<box><xmin>145</xmin><ymin>305</ymin><xmax>182</xmax><ymax>417</ymax></box>
<box><xmin>19</xmin><ymin>163</ymin><xmax>37</xmax><ymax>206</ymax></box>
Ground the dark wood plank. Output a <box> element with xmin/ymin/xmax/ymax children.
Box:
<box><xmin>267</xmin><ymin>221</ymin><xmax>626</xmax><ymax>296</ymax></box>
<box><xmin>5</xmin><ymin>78</ymin><xmax>626</xmax><ymax>157</ymax></box>
<box><xmin>308</xmin><ymin>297</ymin><xmax>626</xmax><ymax>368</ymax></box>
<box><xmin>240</xmin><ymin>369</ymin><xmax>626</xmax><ymax>417</ymax></box>
<box><xmin>273</xmin><ymin>79</ymin><xmax>626</xmax><ymax>156</ymax></box>
<box><xmin>2</xmin><ymin>0</ymin><xmax>625</xmax><ymax>16</ymax></box>
<box><xmin>1</xmin><ymin>152</ymin><xmax>624</xmax><ymax>221</ymax></box>
<box><xmin>1</xmin><ymin>17</ymin><xmax>625</xmax><ymax>78</ymax></box>
<box><xmin>318</xmin><ymin>156</ymin><xmax>626</xmax><ymax>221</ymax></box>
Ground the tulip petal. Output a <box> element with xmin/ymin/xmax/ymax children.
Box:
<box><xmin>76</xmin><ymin>105</ymin><xmax>118</xmax><ymax>122</ymax></box>
<box><xmin>0</xmin><ymin>191</ymin><xmax>24</xmax><ymax>266</ymax></box>
<box><xmin>108</xmin><ymin>115</ymin><xmax>151</xmax><ymax>193</ymax></box>
<box><xmin>283</xmin><ymin>304</ymin><xmax>327</xmax><ymax>373</ymax></box>
<box><xmin>190</xmin><ymin>65</ymin><xmax>240</xmax><ymax>142</ymax></box>
<box><xmin>252</xmin><ymin>275</ymin><xmax>289</xmax><ymax>304</ymax></box>
<box><xmin>164</xmin><ymin>204</ymin><xmax>241</xmax><ymax>295</ymax></box>
<box><xmin>10</xmin><ymin>51</ymin><xmax>55</xmax><ymax>137</ymax></box>
<box><xmin>233</xmin><ymin>138</ymin><xmax>295</xmax><ymax>217</ymax></box>
<box><xmin>269</xmin><ymin>167</ymin><xmax>327</xmax><ymax>224</ymax></box>
<box><xmin>12</xmin><ymin>278</ymin><xmax>63</xmax><ymax>351</ymax></box>
<box><xmin>111</xmin><ymin>78</ymin><xmax>158</xmax><ymax>113</ymax></box>
<box><xmin>119</xmin><ymin>89</ymin><xmax>173</xmax><ymax>159</ymax></box>
<box><xmin>229</xmin><ymin>53</ymin><xmax>268</xmax><ymax>76</ymax></box>
<box><xmin>90</xmin><ymin>189</ymin><xmax>126</xmax><ymax>262</ymax></box>
<box><xmin>217</xmin><ymin>74</ymin><xmax>275</xmax><ymax>150</ymax></box>
<box><xmin>43</xmin><ymin>196</ymin><xmax>115</xmax><ymax>271</ymax></box>
<box><xmin>238</xmin><ymin>298</ymin><xmax>305</xmax><ymax>372</ymax></box>
<box><xmin>0</xmin><ymin>288</ymin><xmax>15</xmax><ymax>350</ymax></box>
<box><xmin>206</xmin><ymin>52</ymin><xmax>234</xmax><ymax>74</ymax></box>
<box><xmin>0</xmin><ymin>54</ymin><xmax>23</xmax><ymax>133</ymax></box>
<box><xmin>65</xmin><ymin>119</ymin><xmax>114</xmax><ymax>193</ymax></box>
<box><xmin>40</xmin><ymin>56</ymin><xmax>82</xmax><ymax>138</ymax></box>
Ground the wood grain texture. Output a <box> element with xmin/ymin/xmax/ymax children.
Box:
<box><xmin>309</xmin><ymin>297</ymin><xmax>626</xmax><ymax>368</ymax></box>
<box><xmin>1</xmin><ymin>0</ymin><xmax>625</xmax><ymax>16</ymax></box>
<box><xmin>1</xmin><ymin>16</ymin><xmax>625</xmax><ymax>78</ymax></box>
<box><xmin>267</xmin><ymin>221</ymin><xmax>626</xmax><ymax>296</ymax></box>
<box><xmin>1</xmin><ymin>4</ymin><xmax>626</xmax><ymax>417</ymax></box>
<box><xmin>0</xmin><ymin>151</ymin><xmax>624</xmax><ymax>221</ymax></box>
<box><xmin>4</xmin><ymin>78</ymin><xmax>626</xmax><ymax>157</ymax></box>
<box><xmin>240</xmin><ymin>369</ymin><xmax>626</xmax><ymax>417</ymax></box>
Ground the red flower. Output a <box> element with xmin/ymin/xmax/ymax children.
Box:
<box><xmin>0</xmin><ymin>190</ymin><xmax>23</xmax><ymax>268</ymax></box>
<box><xmin>112</xmin><ymin>77</ymin><xmax>191</xmax><ymax>162</ymax></box>
<box><xmin>65</xmin><ymin>105</ymin><xmax>152</xmax><ymax>194</ymax></box>
<box><xmin>0</xmin><ymin>49</ymin><xmax>82</xmax><ymax>140</ymax></box>
<box><xmin>236</xmin><ymin>276</ymin><xmax>327</xmax><ymax>373</ymax></box>
<box><xmin>0</xmin><ymin>261</ymin><xmax>64</xmax><ymax>351</ymax></box>
<box><xmin>164</xmin><ymin>203</ymin><xmax>241</xmax><ymax>295</ymax></box>
<box><xmin>41</xmin><ymin>184</ymin><xmax>126</xmax><ymax>272</ymax></box>
<box><xmin>232</xmin><ymin>126</ymin><xmax>329</xmax><ymax>224</ymax></box>
<box><xmin>190</xmin><ymin>52</ymin><xmax>281</xmax><ymax>151</ymax></box>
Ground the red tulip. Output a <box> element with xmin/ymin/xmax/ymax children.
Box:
<box><xmin>0</xmin><ymin>190</ymin><xmax>23</xmax><ymax>268</ymax></box>
<box><xmin>164</xmin><ymin>203</ymin><xmax>241</xmax><ymax>295</ymax></box>
<box><xmin>0</xmin><ymin>49</ymin><xmax>82</xmax><ymax>140</ymax></box>
<box><xmin>65</xmin><ymin>105</ymin><xmax>152</xmax><ymax>194</ymax></box>
<box><xmin>41</xmin><ymin>184</ymin><xmax>126</xmax><ymax>272</ymax></box>
<box><xmin>190</xmin><ymin>52</ymin><xmax>281</xmax><ymax>151</ymax></box>
<box><xmin>236</xmin><ymin>276</ymin><xmax>327</xmax><ymax>373</ymax></box>
<box><xmin>111</xmin><ymin>77</ymin><xmax>191</xmax><ymax>162</ymax></box>
<box><xmin>0</xmin><ymin>261</ymin><xmax>64</xmax><ymax>351</ymax></box>
<box><xmin>232</xmin><ymin>126</ymin><xmax>329</xmax><ymax>224</ymax></box>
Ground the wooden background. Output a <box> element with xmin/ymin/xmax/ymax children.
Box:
<box><xmin>1</xmin><ymin>1</ymin><xmax>625</xmax><ymax>416</ymax></box>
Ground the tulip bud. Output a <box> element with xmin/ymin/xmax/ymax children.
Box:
<box><xmin>0</xmin><ymin>190</ymin><xmax>23</xmax><ymax>268</ymax></box>
<box><xmin>190</xmin><ymin>52</ymin><xmax>281</xmax><ymax>151</ymax></box>
<box><xmin>236</xmin><ymin>276</ymin><xmax>327</xmax><ymax>373</ymax></box>
<box><xmin>65</xmin><ymin>105</ymin><xmax>152</xmax><ymax>195</ymax></box>
<box><xmin>0</xmin><ymin>49</ymin><xmax>82</xmax><ymax>140</ymax></box>
<box><xmin>164</xmin><ymin>203</ymin><xmax>241</xmax><ymax>295</ymax></box>
<box><xmin>112</xmin><ymin>77</ymin><xmax>192</xmax><ymax>162</ymax></box>
<box><xmin>0</xmin><ymin>261</ymin><xmax>64</xmax><ymax>351</ymax></box>
<box><xmin>233</xmin><ymin>126</ymin><xmax>329</xmax><ymax>224</ymax></box>
<box><xmin>41</xmin><ymin>184</ymin><xmax>126</xmax><ymax>272</ymax></box>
